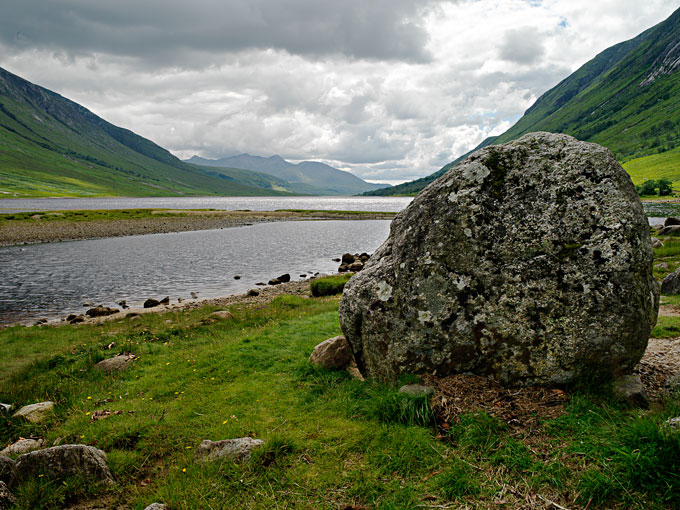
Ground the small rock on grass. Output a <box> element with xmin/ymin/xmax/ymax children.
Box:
<box><xmin>613</xmin><ymin>374</ymin><xmax>649</xmax><ymax>408</ymax></box>
<box><xmin>143</xmin><ymin>504</ymin><xmax>167</xmax><ymax>510</ymax></box>
<box><xmin>1</xmin><ymin>438</ymin><xmax>44</xmax><ymax>456</ymax></box>
<box><xmin>194</xmin><ymin>438</ymin><xmax>264</xmax><ymax>463</ymax></box>
<box><xmin>0</xmin><ymin>481</ymin><xmax>16</xmax><ymax>509</ymax></box>
<box><xmin>309</xmin><ymin>336</ymin><xmax>351</xmax><ymax>369</ymax></box>
<box><xmin>14</xmin><ymin>445</ymin><xmax>113</xmax><ymax>484</ymax></box>
<box><xmin>0</xmin><ymin>404</ymin><xmax>9</xmax><ymax>415</ymax></box>
<box><xmin>651</xmin><ymin>237</ymin><xmax>664</xmax><ymax>249</ymax></box>
<box><xmin>13</xmin><ymin>402</ymin><xmax>54</xmax><ymax>424</ymax></box>
<box><xmin>664</xmin><ymin>417</ymin><xmax>680</xmax><ymax>432</ymax></box>
<box><xmin>209</xmin><ymin>311</ymin><xmax>233</xmax><ymax>320</ymax></box>
<box><xmin>398</xmin><ymin>384</ymin><xmax>434</xmax><ymax>397</ymax></box>
<box><xmin>95</xmin><ymin>354</ymin><xmax>136</xmax><ymax>372</ymax></box>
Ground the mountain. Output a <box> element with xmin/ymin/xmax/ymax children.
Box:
<box><xmin>0</xmin><ymin>67</ymin><xmax>304</xmax><ymax>197</ymax></box>
<box><xmin>368</xmin><ymin>7</ymin><xmax>680</xmax><ymax>196</ymax></box>
<box><xmin>187</xmin><ymin>154</ymin><xmax>389</xmax><ymax>196</ymax></box>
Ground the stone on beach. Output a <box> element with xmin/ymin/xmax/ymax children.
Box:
<box><xmin>339</xmin><ymin>133</ymin><xmax>658</xmax><ymax>386</ymax></box>
<box><xmin>143</xmin><ymin>298</ymin><xmax>161</xmax><ymax>308</ymax></box>
<box><xmin>85</xmin><ymin>306</ymin><xmax>119</xmax><ymax>318</ymax></box>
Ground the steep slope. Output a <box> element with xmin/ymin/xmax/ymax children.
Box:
<box><xmin>493</xmin><ymin>7</ymin><xmax>680</xmax><ymax>162</ymax></box>
<box><xmin>187</xmin><ymin>154</ymin><xmax>389</xmax><ymax>195</ymax></box>
<box><xmin>369</xmin><ymin>7</ymin><xmax>680</xmax><ymax>196</ymax></box>
<box><xmin>0</xmin><ymin>67</ymin><xmax>297</xmax><ymax>197</ymax></box>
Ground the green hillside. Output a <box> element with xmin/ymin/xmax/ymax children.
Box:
<box><xmin>369</xmin><ymin>7</ymin><xmax>680</xmax><ymax>196</ymax></box>
<box><xmin>0</xmin><ymin>67</ymin><xmax>298</xmax><ymax>198</ymax></box>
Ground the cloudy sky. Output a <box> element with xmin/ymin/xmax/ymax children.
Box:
<box><xmin>0</xmin><ymin>1</ymin><xmax>678</xmax><ymax>184</ymax></box>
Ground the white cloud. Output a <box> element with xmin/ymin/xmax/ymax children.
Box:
<box><xmin>0</xmin><ymin>0</ymin><xmax>677</xmax><ymax>182</ymax></box>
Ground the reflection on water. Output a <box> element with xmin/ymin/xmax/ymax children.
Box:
<box><xmin>0</xmin><ymin>220</ymin><xmax>391</xmax><ymax>325</ymax></box>
<box><xmin>0</xmin><ymin>196</ymin><xmax>413</xmax><ymax>214</ymax></box>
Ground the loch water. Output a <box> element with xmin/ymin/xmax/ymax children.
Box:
<box><xmin>0</xmin><ymin>220</ymin><xmax>392</xmax><ymax>325</ymax></box>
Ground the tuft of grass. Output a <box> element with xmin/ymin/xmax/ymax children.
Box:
<box><xmin>310</xmin><ymin>273</ymin><xmax>354</xmax><ymax>297</ymax></box>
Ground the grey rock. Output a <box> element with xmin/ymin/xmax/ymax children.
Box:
<box><xmin>341</xmin><ymin>253</ymin><xmax>356</xmax><ymax>264</ymax></box>
<box><xmin>613</xmin><ymin>375</ymin><xmax>649</xmax><ymax>408</ymax></box>
<box><xmin>13</xmin><ymin>402</ymin><xmax>54</xmax><ymax>424</ymax></box>
<box><xmin>661</xmin><ymin>269</ymin><xmax>680</xmax><ymax>294</ymax></box>
<box><xmin>309</xmin><ymin>336</ymin><xmax>352</xmax><ymax>369</ymax></box>
<box><xmin>339</xmin><ymin>133</ymin><xmax>658</xmax><ymax>386</ymax></box>
<box><xmin>664</xmin><ymin>417</ymin><xmax>680</xmax><ymax>432</ymax></box>
<box><xmin>209</xmin><ymin>311</ymin><xmax>233</xmax><ymax>320</ymax></box>
<box><xmin>349</xmin><ymin>261</ymin><xmax>364</xmax><ymax>272</ymax></box>
<box><xmin>664</xmin><ymin>373</ymin><xmax>680</xmax><ymax>394</ymax></box>
<box><xmin>14</xmin><ymin>445</ymin><xmax>113</xmax><ymax>484</ymax></box>
<box><xmin>143</xmin><ymin>504</ymin><xmax>167</xmax><ymax>510</ymax></box>
<box><xmin>0</xmin><ymin>456</ymin><xmax>16</xmax><ymax>484</ymax></box>
<box><xmin>95</xmin><ymin>354</ymin><xmax>135</xmax><ymax>372</ymax></box>
<box><xmin>655</xmin><ymin>262</ymin><xmax>669</xmax><ymax>270</ymax></box>
<box><xmin>398</xmin><ymin>384</ymin><xmax>434</xmax><ymax>397</ymax></box>
<box><xmin>85</xmin><ymin>306</ymin><xmax>119</xmax><ymax>318</ymax></box>
<box><xmin>194</xmin><ymin>438</ymin><xmax>264</xmax><ymax>463</ymax></box>
<box><xmin>0</xmin><ymin>404</ymin><xmax>9</xmax><ymax>415</ymax></box>
<box><xmin>143</xmin><ymin>298</ymin><xmax>160</xmax><ymax>308</ymax></box>
<box><xmin>664</xmin><ymin>217</ymin><xmax>680</xmax><ymax>227</ymax></box>
<box><xmin>1</xmin><ymin>438</ymin><xmax>44</xmax><ymax>456</ymax></box>
<box><xmin>0</xmin><ymin>481</ymin><xmax>16</xmax><ymax>509</ymax></box>
<box><xmin>658</xmin><ymin>225</ymin><xmax>680</xmax><ymax>235</ymax></box>
<box><xmin>651</xmin><ymin>237</ymin><xmax>664</xmax><ymax>249</ymax></box>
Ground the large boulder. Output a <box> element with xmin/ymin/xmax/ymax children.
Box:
<box><xmin>339</xmin><ymin>133</ymin><xmax>658</xmax><ymax>386</ymax></box>
<box><xmin>14</xmin><ymin>445</ymin><xmax>113</xmax><ymax>484</ymax></box>
<box><xmin>0</xmin><ymin>481</ymin><xmax>15</xmax><ymax>509</ymax></box>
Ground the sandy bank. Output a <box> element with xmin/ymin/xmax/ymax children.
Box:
<box><xmin>0</xmin><ymin>210</ymin><xmax>395</xmax><ymax>247</ymax></box>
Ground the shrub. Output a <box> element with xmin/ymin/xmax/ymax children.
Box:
<box><xmin>310</xmin><ymin>273</ymin><xmax>353</xmax><ymax>297</ymax></box>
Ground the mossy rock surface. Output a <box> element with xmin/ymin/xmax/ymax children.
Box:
<box><xmin>340</xmin><ymin>133</ymin><xmax>659</xmax><ymax>386</ymax></box>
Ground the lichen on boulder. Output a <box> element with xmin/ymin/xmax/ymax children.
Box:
<box><xmin>339</xmin><ymin>132</ymin><xmax>658</xmax><ymax>386</ymax></box>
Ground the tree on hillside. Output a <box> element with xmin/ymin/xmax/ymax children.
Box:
<box><xmin>637</xmin><ymin>180</ymin><xmax>657</xmax><ymax>196</ymax></box>
<box><xmin>658</xmin><ymin>177</ymin><xmax>673</xmax><ymax>196</ymax></box>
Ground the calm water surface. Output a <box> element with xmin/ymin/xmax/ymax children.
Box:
<box><xmin>0</xmin><ymin>220</ymin><xmax>391</xmax><ymax>325</ymax></box>
<box><xmin>0</xmin><ymin>196</ymin><xmax>413</xmax><ymax>213</ymax></box>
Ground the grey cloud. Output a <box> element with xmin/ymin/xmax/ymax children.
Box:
<box><xmin>0</xmin><ymin>0</ymin><xmax>434</xmax><ymax>66</ymax></box>
<box><xmin>499</xmin><ymin>27</ymin><xmax>546</xmax><ymax>65</ymax></box>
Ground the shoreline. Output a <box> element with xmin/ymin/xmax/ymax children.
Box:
<box><xmin>2</xmin><ymin>278</ymin><xmax>318</xmax><ymax>329</ymax></box>
<box><xmin>0</xmin><ymin>209</ymin><xmax>396</xmax><ymax>247</ymax></box>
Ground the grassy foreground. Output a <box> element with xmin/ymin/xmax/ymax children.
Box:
<box><xmin>1</xmin><ymin>290</ymin><xmax>679</xmax><ymax>509</ymax></box>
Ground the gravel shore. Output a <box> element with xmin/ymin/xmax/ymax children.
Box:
<box><xmin>0</xmin><ymin>210</ymin><xmax>395</xmax><ymax>247</ymax></box>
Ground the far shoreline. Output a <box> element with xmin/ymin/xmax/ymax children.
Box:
<box><xmin>0</xmin><ymin>208</ymin><xmax>396</xmax><ymax>247</ymax></box>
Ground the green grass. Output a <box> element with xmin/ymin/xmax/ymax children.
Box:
<box><xmin>1</xmin><ymin>294</ymin><xmax>679</xmax><ymax>509</ymax></box>
<box><xmin>624</xmin><ymin>147</ymin><xmax>680</xmax><ymax>186</ymax></box>
<box><xmin>310</xmin><ymin>274</ymin><xmax>354</xmax><ymax>297</ymax></box>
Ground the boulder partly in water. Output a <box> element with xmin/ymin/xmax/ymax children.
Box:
<box><xmin>339</xmin><ymin>133</ymin><xmax>658</xmax><ymax>386</ymax></box>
